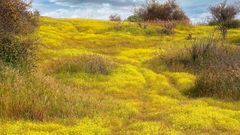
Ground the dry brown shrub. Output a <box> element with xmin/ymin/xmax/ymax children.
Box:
<box><xmin>49</xmin><ymin>54</ymin><xmax>115</xmax><ymax>75</ymax></box>
<box><xmin>150</xmin><ymin>39</ymin><xmax>240</xmax><ymax>100</ymax></box>
<box><xmin>135</xmin><ymin>0</ymin><xmax>189</xmax><ymax>22</ymax></box>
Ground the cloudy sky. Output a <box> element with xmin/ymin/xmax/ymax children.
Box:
<box><xmin>32</xmin><ymin>0</ymin><xmax>238</xmax><ymax>23</ymax></box>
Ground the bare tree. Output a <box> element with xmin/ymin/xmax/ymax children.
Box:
<box><xmin>209</xmin><ymin>0</ymin><xmax>240</xmax><ymax>39</ymax></box>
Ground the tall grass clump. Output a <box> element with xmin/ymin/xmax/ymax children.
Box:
<box><xmin>49</xmin><ymin>54</ymin><xmax>115</xmax><ymax>75</ymax></box>
<box><xmin>151</xmin><ymin>39</ymin><xmax>240</xmax><ymax>100</ymax></box>
<box><xmin>0</xmin><ymin>62</ymin><xmax>101</xmax><ymax>121</ymax></box>
<box><xmin>158</xmin><ymin>21</ymin><xmax>177</xmax><ymax>35</ymax></box>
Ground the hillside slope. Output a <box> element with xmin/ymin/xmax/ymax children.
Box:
<box><xmin>1</xmin><ymin>17</ymin><xmax>240</xmax><ymax>134</ymax></box>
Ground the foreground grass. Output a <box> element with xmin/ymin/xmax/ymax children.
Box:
<box><xmin>1</xmin><ymin>17</ymin><xmax>240</xmax><ymax>134</ymax></box>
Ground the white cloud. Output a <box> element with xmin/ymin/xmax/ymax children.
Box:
<box><xmin>191</xmin><ymin>12</ymin><xmax>211</xmax><ymax>24</ymax></box>
<box><xmin>49</xmin><ymin>0</ymin><xmax>144</xmax><ymax>7</ymax></box>
<box><xmin>43</xmin><ymin>3</ymin><xmax>133</xmax><ymax>20</ymax></box>
<box><xmin>36</xmin><ymin>0</ymin><xmax>238</xmax><ymax>22</ymax></box>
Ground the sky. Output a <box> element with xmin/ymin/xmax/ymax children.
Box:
<box><xmin>32</xmin><ymin>0</ymin><xmax>238</xmax><ymax>23</ymax></box>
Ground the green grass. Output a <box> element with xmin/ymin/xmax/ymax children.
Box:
<box><xmin>1</xmin><ymin>17</ymin><xmax>240</xmax><ymax>134</ymax></box>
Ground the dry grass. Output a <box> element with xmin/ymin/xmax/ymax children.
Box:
<box><xmin>190</xmin><ymin>45</ymin><xmax>240</xmax><ymax>100</ymax></box>
<box><xmin>150</xmin><ymin>39</ymin><xmax>240</xmax><ymax>100</ymax></box>
<box><xmin>2</xmin><ymin>17</ymin><xmax>240</xmax><ymax>134</ymax></box>
<box><xmin>0</xmin><ymin>63</ymin><xmax>106</xmax><ymax>121</ymax></box>
<box><xmin>48</xmin><ymin>54</ymin><xmax>115</xmax><ymax>75</ymax></box>
<box><xmin>159</xmin><ymin>21</ymin><xmax>176</xmax><ymax>35</ymax></box>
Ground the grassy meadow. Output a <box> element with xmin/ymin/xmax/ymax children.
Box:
<box><xmin>1</xmin><ymin>17</ymin><xmax>240</xmax><ymax>134</ymax></box>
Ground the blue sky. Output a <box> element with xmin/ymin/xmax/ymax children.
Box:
<box><xmin>32</xmin><ymin>0</ymin><xmax>238</xmax><ymax>22</ymax></box>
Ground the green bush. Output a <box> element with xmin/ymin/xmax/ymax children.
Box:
<box><xmin>0</xmin><ymin>36</ymin><xmax>37</xmax><ymax>71</ymax></box>
<box><xmin>0</xmin><ymin>0</ymin><xmax>39</xmax><ymax>71</ymax></box>
<box><xmin>225</xmin><ymin>20</ymin><xmax>240</xmax><ymax>28</ymax></box>
<box><xmin>127</xmin><ymin>15</ymin><xmax>142</xmax><ymax>22</ymax></box>
<box><xmin>209</xmin><ymin>20</ymin><xmax>240</xmax><ymax>29</ymax></box>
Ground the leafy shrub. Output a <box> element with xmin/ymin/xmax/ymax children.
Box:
<box><xmin>0</xmin><ymin>0</ymin><xmax>39</xmax><ymax>70</ymax></box>
<box><xmin>0</xmin><ymin>36</ymin><xmax>37</xmax><ymax>71</ymax></box>
<box><xmin>151</xmin><ymin>39</ymin><xmax>240</xmax><ymax>100</ymax></box>
<box><xmin>134</xmin><ymin>0</ymin><xmax>189</xmax><ymax>22</ymax></box>
<box><xmin>0</xmin><ymin>0</ymin><xmax>39</xmax><ymax>36</ymax></box>
<box><xmin>49</xmin><ymin>54</ymin><xmax>115</xmax><ymax>75</ymax></box>
<box><xmin>127</xmin><ymin>15</ymin><xmax>142</xmax><ymax>22</ymax></box>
